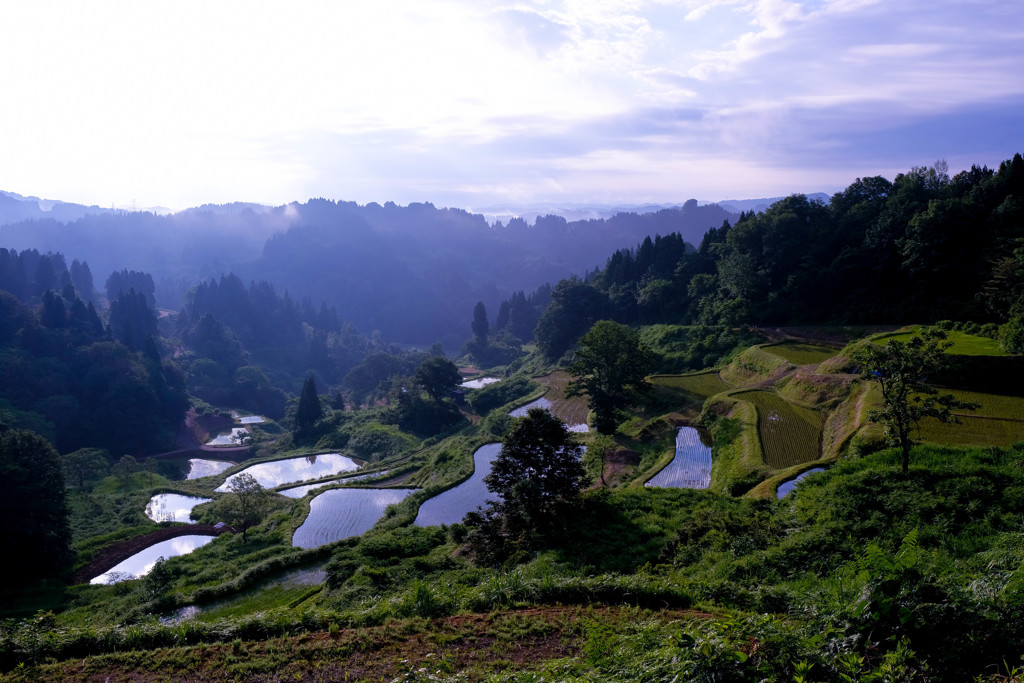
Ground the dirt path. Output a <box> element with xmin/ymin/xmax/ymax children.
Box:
<box><xmin>71</xmin><ymin>525</ymin><xmax>231</xmax><ymax>585</ymax></box>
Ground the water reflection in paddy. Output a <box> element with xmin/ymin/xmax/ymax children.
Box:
<box><xmin>145</xmin><ymin>494</ymin><xmax>212</xmax><ymax>523</ymax></box>
<box><xmin>216</xmin><ymin>453</ymin><xmax>360</xmax><ymax>492</ymax></box>
<box><xmin>415</xmin><ymin>443</ymin><xmax>500</xmax><ymax>527</ymax></box>
<box><xmin>278</xmin><ymin>470</ymin><xmax>390</xmax><ymax>498</ymax></box>
<box><xmin>90</xmin><ymin>535</ymin><xmax>216</xmax><ymax>584</ymax></box>
<box><xmin>645</xmin><ymin>427</ymin><xmax>712</xmax><ymax>489</ymax></box>
<box><xmin>777</xmin><ymin>467</ymin><xmax>826</xmax><ymax>498</ymax></box>
<box><xmin>186</xmin><ymin>459</ymin><xmax>234</xmax><ymax>480</ymax></box>
<box><xmin>460</xmin><ymin>377</ymin><xmax>501</xmax><ymax>389</ymax></box>
<box><xmin>293</xmin><ymin>488</ymin><xmax>419</xmax><ymax>548</ymax></box>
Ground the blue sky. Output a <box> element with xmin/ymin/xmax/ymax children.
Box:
<box><xmin>1</xmin><ymin>0</ymin><xmax>1021</xmax><ymax>211</ymax></box>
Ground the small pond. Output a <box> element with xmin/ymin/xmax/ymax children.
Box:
<box><xmin>645</xmin><ymin>427</ymin><xmax>712</xmax><ymax>489</ymax></box>
<box><xmin>278</xmin><ymin>470</ymin><xmax>390</xmax><ymax>498</ymax></box>
<box><xmin>145</xmin><ymin>494</ymin><xmax>212</xmax><ymax>523</ymax></box>
<box><xmin>777</xmin><ymin>467</ymin><xmax>826</xmax><ymax>498</ymax></box>
<box><xmin>293</xmin><ymin>488</ymin><xmax>419</xmax><ymax>549</ymax></box>
<box><xmin>90</xmin><ymin>535</ymin><xmax>216</xmax><ymax>584</ymax></box>
<box><xmin>415</xmin><ymin>443</ymin><xmax>501</xmax><ymax>527</ymax></box>
<box><xmin>460</xmin><ymin>377</ymin><xmax>501</xmax><ymax>389</ymax></box>
<box><xmin>216</xmin><ymin>453</ymin><xmax>360</xmax><ymax>492</ymax></box>
<box><xmin>205</xmin><ymin>427</ymin><xmax>250</xmax><ymax>446</ymax></box>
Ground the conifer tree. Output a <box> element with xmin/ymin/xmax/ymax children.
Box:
<box><xmin>294</xmin><ymin>374</ymin><xmax>323</xmax><ymax>435</ymax></box>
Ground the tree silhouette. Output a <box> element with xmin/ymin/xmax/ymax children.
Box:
<box><xmin>294</xmin><ymin>374</ymin><xmax>324</xmax><ymax>435</ymax></box>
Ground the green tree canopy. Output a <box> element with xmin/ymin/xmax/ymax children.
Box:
<box><xmin>566</xmin><ymin>320</ymin><xmax>657</xmax><ymax>435</ymax></box>
<box><xmin>218</xmin><ymin>472</ymin><xmax>270</xmax><ymax>541</ymax></box>
<box><xmin>0</xmin><ymin>427</ymin><xmax>71</xmax><ymax>585</ymax></box>
<box><xmin>414</xmin><ymin>356</ymin><xmax>461</xmax><ymax>403</ymax></box>
<box><xmin>855</xmin><ymin>328</ymin><xmax>979</xmax><ymax>475</ymax></box>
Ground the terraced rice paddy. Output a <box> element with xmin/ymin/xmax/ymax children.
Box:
<box><xmin>145</xmin><ymin>494</ymin><xmax>212</xmax><ymax>523</ymax></box>
<box><xmin>415</xmin><ymin>443</ymin><xmax>500</xmax><ymax>526</ymax></box>
<box><xmin>292</xmin><ymin>488</ymin><xmax>418</xmax><ymax>549</ymax></box>
<box><xmin>185</xmin><ymin>459</ymin><xmax>234</xmax><ymax>480</ymax></box>
<box><xmin>917</xmin><ymin>415</ymin><xmax>1024</xmax><ymax>447</ymax></box>
<box><xmin>645</xmin><ymin>427</ymin><xmax>712</xmax><ymax>489</ymax></box>
<box><xmin>763</xmin><ymin>341</ymin><xmax>837</xmax><ymax>365</ymax></box>
<box><xmin>877</xmin><ymin>330</ymin><xmax>1007</xmax><ymax>356</ymax></box>
<box><xmin>509</xmin><ymin>372</ymin><xmax>590</xmax><ymax>431</ymax></box>
<box><xmin>738</xmin><ymin>390</ymin><xmax>825</xmax><ymax>469</ymax></box>
<box><xmin>460</xmin><ymin>377</ymin><xmax>501</xmax><ymax>389</ymax></box>
<box><xmin>943</xmin><ymin>389</ymin><xmax>1024</xmax><ymax>421</ymax></box>
<box><xmin>90</xmin><ymin>535</ymin><xmax>216</xmax><ymax>584</ymax></box>
<box><xmin>216</xmin><ymin>453</ymin><xmax>360</xmax><ymax>492</ymax></box>
<box><xmin>205</xmin><ymin>427</ymin><xmax>250</xmax><ymax>446</ymax></box>
<box><xmin>776</xmin><ymin>467</ymin><xmax>825</xmax><ymax>498</ymax></box>
<box><xmin>912</xmin><ymin>388</ymin><xmax>1024</xmax><ymax>447</ymax></box>
<box><xmin>648</xmin><ymin>371</ymin><xmax>731</xmax><ymax>398</ymax></box>
<box><xmin>277</xmin><ymin>470</ymin><xmax>391</xmax><ymax>498</ymax></box>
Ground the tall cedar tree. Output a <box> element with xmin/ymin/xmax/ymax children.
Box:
<box><xmin>294</xmin><ymin>374</ymin><xmax>324</xmax><ymax>435</ymax></box>
<box><xmin>471</xmin><ymin>301</ymin><xmax>489</xmax><ymax>344</ymax></box>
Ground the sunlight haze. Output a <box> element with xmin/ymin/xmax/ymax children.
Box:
<box><xmin>1</xmin><ymin>0</ymin><xmax>1021</xmax><ymax>210</ymax></box>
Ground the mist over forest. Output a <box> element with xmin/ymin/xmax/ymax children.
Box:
<box><xmin>0</xmin><ymin>194</ymin><xmax>736</xmax><ymax>347</ymax></box>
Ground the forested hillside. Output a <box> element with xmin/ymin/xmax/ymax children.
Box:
<box><xmin>498</xmin><ymin>156</ymin><xmax>1024</xmax><ymax>362</ymax></box>
<box><xmin>0</xmin><ymin>198</ymin><xmax>733</xmax><ymax>346</ymax></box>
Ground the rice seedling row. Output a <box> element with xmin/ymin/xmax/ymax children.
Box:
<box><xmin>737</xmin><ymin>390</ymin><xmax>824</xmax><ymax>469</ymax></box>
<box><xmin>648</xmin><ymin>371</ymin><xmax>731</xmax><ymax>398</ymax></box>
<box><xmin>762</xmin><ymin>341</ymin><xmax>837</xmax><ymax>365</ymax></box>
<box><xmin>917</xmin><ymin>415</ymin><xmax>1024</xmax><ymax>448</ymax></box>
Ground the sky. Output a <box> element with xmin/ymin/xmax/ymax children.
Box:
<box><xmin>0</xmin><ymin>0</ymin><xmax>1022</xmax><ymax>212</ymax></box>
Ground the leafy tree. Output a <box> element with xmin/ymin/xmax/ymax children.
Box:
<box><xmin>0</xmin><ymin>427</ymin><xmax>71</xmax><ymax>585</ymax></box>
<box><xmin>855</xmin><ymin>328</ymin><xmax>979</xmax><ymax>475</ymax></box>
<box><xmin>219</xmin><ymin>472</ymin><xmax>270</xmax><ymax>541</ymax></box>
<box><xmin>466</xmin><ymin>408</ymin><xmax>584</xmax><ymax>563</ymax></box>
<box><xmin>414</xmin><ymin>356</ymin><xmax>461</xmax><ymax>403</ymax></box>
<box><xmin>567</xmin><ymin>320</ymin><xmax>656</xmax><ymax>435</ymax></box>
<box><xmin>294</xmin><ymin>374</ymin><xmax>324</xmax><ymax>435</ymax></box>
<box><xmin>61</xmin><ymin>447</ymin><xmax>110</xmax><ymax>488</ymax></box>
<box><xmin>534</xmin><ymin>277</ymin><xmax>609</xmax><ymax>359</ymax></box>
<box><xmin>471</xmin><ymin>301</ymin><xmax>489</xmax><ymax>344</ymax></box>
